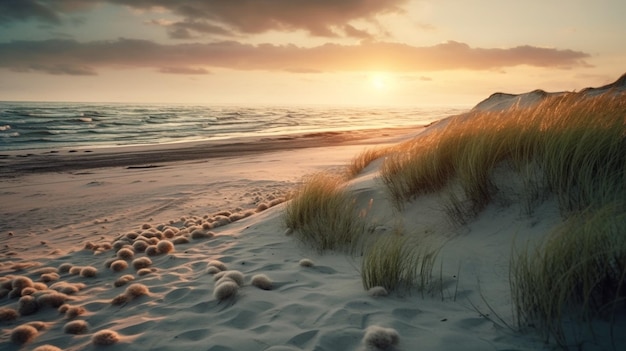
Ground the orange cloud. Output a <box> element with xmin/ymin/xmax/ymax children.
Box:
<box><xmin>0</xmin><ymin>39</ymin><xmax>591</xmax><ymax>75</ymax></box>
<box><xmin>159</xmin><ymin>67</ymin><xmax>210</xmax><ymax>75</ymax></box>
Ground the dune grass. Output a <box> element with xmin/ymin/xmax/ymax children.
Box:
<box><xmin>511</xmin><ymin>205</ymin><xmax>626</xmax><ymax>346</ymax></box>
<box><xmin>283</xmin><ymin>173</ymin><xmax>365</xmax><ymax>252</ymax></box>
<box><xmin>372</xmin><ymin>92</ymin><xmax>626</xmax><ymax>342</ymax></box>
<box><xmin>376</xmin><ymin>91</ymin><xmax>625</xmax><ymax>345</ymax></box>
<box><xmin>285</xmin><ymin>170</ymin><xmax>441</xmax><ymax>294</ymax></box>
<box><xmin>285</xmin><ymin>92</ymin><xmax>625</xmax><ymax>342</ymax></box>
<box><xmin>380</xmin><ymin>93</ymin><xmax>626</xmax><ymax>217</ymax></box>
<box><xmin>361</xmin><ymin>233</ymin><xmax>440</xmax><ymax>294</ymax></box>
<box><xmin>346</xmin><ymin>146</ymin><xmax>393</xmax><ymax>178</ymax></box>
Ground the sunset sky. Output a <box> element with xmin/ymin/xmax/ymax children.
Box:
<box><xmin>0</xmin><ymin>0</ymin><xmax>624</xmax><ymax>106</ymax></box>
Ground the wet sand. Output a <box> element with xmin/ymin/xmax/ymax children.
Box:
<box><xmin>0</xmin><ymin>127</ymin><xmax>424</xmax><ymax>177</ymax></box>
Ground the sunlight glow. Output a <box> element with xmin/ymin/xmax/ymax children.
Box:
<box><xmin>370</xmin><ymin>73</ymin><xmax>390</xmax><ymax>91</ymax></box>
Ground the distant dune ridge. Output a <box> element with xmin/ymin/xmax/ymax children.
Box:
<box><xmin>0</xmin><ymin>72</ymin><xmax>624</xmax><ymax>350</ymax></box>
<box><xmin>472</xmin><ymin>72</ymin><xmax>626</xmax><ymax>112</ymax></box>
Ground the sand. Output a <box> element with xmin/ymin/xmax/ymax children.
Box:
<box><xmin>0</xmin><ymin>110</ymin><xmax>616</xmax><ymax>350</ymax></box>
<box><xmin>0</xmin><ymin>127</ymin><xmax>423</xmax><ymax>176</ymax></box>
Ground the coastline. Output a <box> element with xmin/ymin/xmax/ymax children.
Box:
<box><xmin>0</xmin><ymin>126</ymin><xmax>425</xmax><ymax>177</ymax></box>
<box><xmin>0</xmin><ymin>125</ymin><xmax>423</xmax><ymax>253</ymax></box>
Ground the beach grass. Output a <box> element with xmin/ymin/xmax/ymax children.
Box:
<box><xmin>380</xmin><ymin>93</ymin><xmax>626</xmax><ymax>216</ymax></box>
<box><xmin>285</xmin><ymin>91</ymin><xmax>625</xmax><ymax>343</ymax></box>
<box><xmin>355</xmin><ymin>92</ymin><xmax>626</xmax><ymax>341</ymax></box>
<box><xmin>346</xmin><ymin>147</ymin><xmax>392</xmax><ymax>178</ymax></box>
<box><xmin>283</xmin><ymin>173</ymin><xmax>365</xmax><ymax>252</ymax></box>
<box><xmin>511</xmin><ymin>205</ymin><xmax>626</xmax><ymax>346</ymax></box>
<box><xmin>361</xmin><ymin>233</ymin><xmax>439</xmax><ymax>294</ymax></box>
<box><xmin>376</xmin><ymin>91</ymin><xmax>625</xmax><ymax>343</ymax></box>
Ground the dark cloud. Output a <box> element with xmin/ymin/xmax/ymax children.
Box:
<box><xmin>109</xmin><ymin>0</ymin><xmax>408</xmax><ymax>38</ymax></box>
<box><xmin>0</xmin><ymin>0</ymin><xmax>97</xmax><ymax>25</ymax></box>
<box><xmin>342</xmin><ymin>24</ymin><xmax>374</xmax><ymax>40</ymax></box>
<box><xmin>0</xmin><ymin>38</ymin><xmax>591</xmax><ymax>75</ymax></box>
<box><xmin>0</xmin><ymin>0</ymin><xmax>407</xmax><ymax>38</ymax></box>
<box><xmin>166</xmin><ymin>21</ymin><xmax>233</xmax><ymax>39</ymax></box>
<box><xmin>0</xmin><ymin>0</ymin><xmax>61</xmax><ymax>24</ymax></box>
<box><xmin>166</xmin><ymin>27</ymin><xmax>195</xmax><ymax>40</ymax></box>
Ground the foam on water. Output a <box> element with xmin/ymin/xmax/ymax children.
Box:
<box><xmin>0</xmin><ymin>102</ymin><xmax>468</xmax><ymax>151</ymax></box>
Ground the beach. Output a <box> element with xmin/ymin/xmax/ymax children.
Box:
<box><xmin>2</xmin><ymin>0</ymin><xmax>625</xmax><ymax>349</ymax></box>
<box><xmin>0</xmin><ymin>120</ymin><xmax>553</xmax><ymax>351</ymax></box>
<box><xmin>0</xmin><ymin>127</ymin><xmax>421</xmax><ymax>252</ymax></box>
<box><xmin>1</xmin><ymin>79</ymin><xmax>624</xmax><ymax>351</ymax></box>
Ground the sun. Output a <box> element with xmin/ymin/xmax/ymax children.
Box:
<box><xmin>369</xmin><ymin>73</ymin><xmax>390</xmax><ymax>91</ymax></box>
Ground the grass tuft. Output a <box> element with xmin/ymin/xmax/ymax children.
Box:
<box><xmin>361</xmin><ymin>233</ymin><xmax>440</xmax><ymax>294</ymax></box>
<box><xmin>92</xmin><ymin>329</ymin><xmax>120</xmax><ymax>345</ymax></box>
<box><xmin>284</xmin><ymin>173</ymin><xmax>365</xmax><ymax>252</ymax></box>
<box><xmin>511</xmin><ymin>205</ymin><xmax>626</xmax><ymax>346</ymax></box>
<box><xmin>347</xmin><ymin>147</ymin><xmax>392</xmax><ymax>178</ymax></box>
<box><xmin>10</xmin><ymin>324</ymin><xmax>38</xmax><ymax>344</ymax></box>
<box><xmin>63</xmin><ymin>320</ymin><xmax>89</xmax><ymax>334</ymax></box>
<box><xmin>362</xmin><ymin>325</ymin><xmax>399</xmax><ymax>350</ymax></box>
<box><xmin>250</xmin><ymin>274</ymin><xmax>273</xmax><ymax>290</ymax></box>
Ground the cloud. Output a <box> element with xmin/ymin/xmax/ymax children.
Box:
<box><xmin>159</xmin><ymin>67</ymin><xmax>210</xmax><ymax>75</ymax></box>
<box><xmin>0</xmin><ymin>0</ymin><xmax>408</xmax><ymax>39</ymax></box>
<box><xmin>0</xmin><ymin>38</ymin><xmax>591</xmax><ymax>75</ymax></box>
<box><xmin>146</xmin><ymin>18</ymin><xmax>232</xmax><ymax>39</ymax></box>
<box><xmin>415</xmin><ymin>22</ymin><xmax>437</xmax><ymax>32</ymax></box>
<box><xmin>0</xmin><ymin>0</ymin><xmax>96</xmax><ymax>25</ymax></box>
<box><xmin>23</xmin><ymin>63</ymin><xmax>97</xmax><ymax>75</ymax></box>
<box><xmin>109</xmin><ymin>0</ymin><xmax>408</xmax><ymax>38</ymax></box>
<box><xmin>342</xmin><ymin>24</ymin><xmax>374</xmax><ymax>40</ymax></box>
<box><xmin>0</xmin><ymin>0</ymin><xmax>61</xmax><ymax>24</ymax></box>
<box><xmin>167</xmin><ymin>21</ymin><xmax>233</xmax><ymax>39</ymax></box>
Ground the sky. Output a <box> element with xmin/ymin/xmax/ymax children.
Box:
<box><xmin>0</xmin><ymin>0</ymin><xmax>624</xmax><ymax>107</ymax></box>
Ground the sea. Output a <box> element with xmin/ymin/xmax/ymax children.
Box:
<box><xmin>0</xmin><ymin>102</ymin><xmax>469</xmax><ymax>151</ymax></box>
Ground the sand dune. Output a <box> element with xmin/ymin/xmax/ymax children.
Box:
<box><xmin>472</xmin><ymin>72</ymin><xmax>626</xmax><ymax>112</ymax></box>
<box><xmin>0</xmin><ymin>162</ymin><xmax>550</xmax><ymax>351</ymax></box>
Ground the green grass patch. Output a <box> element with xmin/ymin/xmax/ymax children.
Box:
<box><xmin>511</xmin><ymin>204</ymin><xmax>626</xmax><ymax>346</ymax></box>
<box><xmin>361</xmin><ymin>233</ymin><xmax>440</xmax><ymax>294</ymax></box>
<box><xmin>283</xmin><ymin>173</ymin><xmax>365</xmax><ymax>252</ymax></box>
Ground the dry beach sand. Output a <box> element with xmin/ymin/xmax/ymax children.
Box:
<box><xmin>1</xmin><ymin>76</ymin><xmax>625</xmax><ymax>351</ymax></box>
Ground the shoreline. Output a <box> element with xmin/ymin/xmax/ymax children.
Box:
<box><xmin>0</xmin><ymin>125</ymin><xmax>425</xmax><ymax>247</ymax></box>
<box><xmin>0</xmin><ymin>126</ymin><xmax>425</xmax><ymax>177</ymax></box>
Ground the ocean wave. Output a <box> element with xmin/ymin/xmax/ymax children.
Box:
<box><xmin>105</xmin><ymin>119</ymin><xmax>146</xmax><ymax>126</ymax></box>
<box><xmin>20</xmin><ymin>130</ymin><xmax>75</xmax><ymax>136</ymax></box>
<box><xmin>147</xmin><ymin>113</ymin><xmax>177</xmax><ymax>119</ymax></box>
<box><xmin>80</xmin><ymin>110</ymin><xmax>108</xmax><ymax>117</ymax></box>
<box><xmin>0</xmin><ymin>132</ymin><xmax>20</xmax><ymax>138</ymax></box>
<box><xmin>0</xmin><ymin>102</ymin><xmax>468</xmax><ymax>151</ymax></box>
